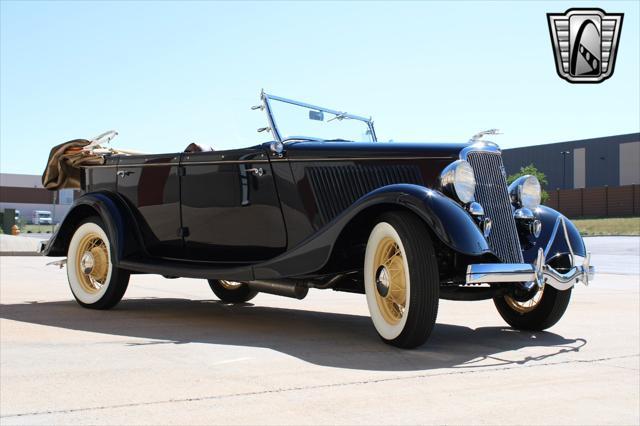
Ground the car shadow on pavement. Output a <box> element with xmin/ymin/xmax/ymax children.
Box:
<box><xmin>0</xmin><ymin>297</ymin><xmax>587</xmax><ymax>371</ymax></box>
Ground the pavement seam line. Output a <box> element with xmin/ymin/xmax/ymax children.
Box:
<box><xmin>2</xmin><ymin>352</ymin><xmax>638</xmax><ymax>419</ymax></box>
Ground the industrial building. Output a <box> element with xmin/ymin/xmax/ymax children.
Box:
<box><xmin>502</xmin><ymin>132</ymin><xmax>640</xmax><ymax>190</ymax></box>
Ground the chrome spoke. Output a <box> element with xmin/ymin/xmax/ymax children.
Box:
<box><xmin>76</xmin><ymin>232</ymin><xmax>109</xmax><ymax>294</ymax></box>
<box><xmin>505</xmin><ymin>285</ymin><xmax>545</xmax><ymax>314</ymax></box>
<box><xmin>373</xmin><ymin>237</ymin><xmax>407</xmax><ymax>325</ymax></box>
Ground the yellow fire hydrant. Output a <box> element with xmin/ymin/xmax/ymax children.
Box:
<box><xmin>11</xmin><ymin>225</ymin><xmax>20</xmax><ymax>236</ymax></box>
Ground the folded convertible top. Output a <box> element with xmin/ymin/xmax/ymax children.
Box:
<box><xmin>41</xmin><ymin>139</ymin><xmax>105</xmax><ymax>190</ymax></box>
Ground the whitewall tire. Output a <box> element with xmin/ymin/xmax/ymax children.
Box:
<box><xmin>364</xmin><ymin>211</ymin><xmax>439</xmax><ymax>348</ymax></box>
<box><xmin>67</xmin><ymin>218</ymin><xmax>130</xmax><ymax>309</ymax></box>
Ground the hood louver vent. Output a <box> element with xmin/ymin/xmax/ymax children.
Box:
<box><xmin>307</xmin><ymin>165</ymin><xmax>423</xmax><ymax>225</ymax></box>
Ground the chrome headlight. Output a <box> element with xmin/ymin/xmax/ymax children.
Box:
<box><xmin>509</xmin><ymin>175</ymin><xmax>541</xmax><ymax>209</ymax></box>
<box><xmin>440</xmin><ymin>160</ymin><xmax>476</xmax><ymax>204</ymax></box>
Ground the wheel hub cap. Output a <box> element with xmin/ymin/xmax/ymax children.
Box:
<box><xmin>375</xmin><ymin>265</ymin><xmax>390</xmax><ymax>297</ymax></box>
<box><xmin>80</xmin><ymin>252</ymin><xmax>94</xmax><ymax>275</ymax></box>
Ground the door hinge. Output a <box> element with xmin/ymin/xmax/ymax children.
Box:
<box><xmin>177</xmin><ymin>227</ymin><xmax>190</xmax><ymax>238</ymax></box>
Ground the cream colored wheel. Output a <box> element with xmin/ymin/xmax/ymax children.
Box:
<box><xmin>494</xmin><ymin>254</ymin><xmax>573</xmax><ymax>331</ymax></box>
<box><xmin>208</xmin><ymin>279</ymin><xmax>257</xmax><ymax>303</ymax></box>
<box><xmin>504</xmin><ymin>286</ymin><xmax>545</xmax><ymax>314</ymax></box>
<box><xmin>364</xmin><ymin>212</ymin><xmax>439</xmax><ymax>348</ymax></box>
<box><xmin>75</xmin><ymin>232</ymin><xmax>109</xmax><ymax>294</ymax></box>
<box><xmin>365</xmin><ymin>229</ymin><xmax>410</xmax><ymax>338</ymax></box>
<box><xmin>219</xmin><ymin>280</ymin><xmax>244</xmax><ymax>290</ymax></box>
<box><xmin>67</xmin><ymin>219</ymin><xmax>129</xmax><ymax>309</ymax></box>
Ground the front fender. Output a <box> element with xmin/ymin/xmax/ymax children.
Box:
<box><xmin>42</xmin><ymin>191</ymin><xmax>143</xmax><ymax>262</ymax></box>
<box><xmin>253</xmin><ymin>184</ymin><xmax>489</xmax><ymax>279</ymax></box>
<box><xmin>522</xmin><ymin>205</ymin><xmax>586</xmax><ymax>263</ymax></box>
<box><xmin>393</xmin><ymin>185</ymin><xmax>490</xmax><ymax>256</ymax></box>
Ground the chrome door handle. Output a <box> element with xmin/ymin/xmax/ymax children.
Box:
<box><xmin>246</xmin><ymin>167</ymin><xmax>265</xmax><ymax>177</ymax></box>
<box><xmin>116</xmin><ymin>170</ymin><xmax>134</xmax><ymax>178</ymax></box>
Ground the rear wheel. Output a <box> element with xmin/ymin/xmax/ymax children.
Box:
<box><xmin>494</xmin><ymin>255</ymin><xmax>573</xmax><ymax>330</ymax></box>
<box><xmin>364</xmin><ymin>211</ymin><xmax>439</xmax><ymax>349</ymax></box>
<box><xmin>67</xmin><ymin>217</ymin><xmax>130</xmax><ymax>309</ymax></box>
<box><xmin>208</xmin><ymin>280</ymin><xmax>258</xmax><ymax>303</ymax></box>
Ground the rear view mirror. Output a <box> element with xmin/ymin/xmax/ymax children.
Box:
<box><xmin>309</xmin><ymin>110</ymin><xmax>324</xmax><ymax>121</ymax></box>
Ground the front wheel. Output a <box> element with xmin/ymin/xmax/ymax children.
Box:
<box><xmin>494</xmin><ymin>255</ymin><xmax>573</xmax><ymax>331</ymax></box>
<box><xmin>208</xmin><ymin>280</ymin><xmax>258</xmax><ymax>303</ymax></box>
<box><xmin>364</xmin><ymin>211</ymin><xmax>439</xmax><ymax>349</ymax></box>
<box><xmin>67</xmin><ymin>217</ymin><xmax>130</xmax><ymax>309</ymax></box>
<box><xmin>494</xmin><ymin>285</ymin><xmax>572</xmax><ymax>331</ymax></box>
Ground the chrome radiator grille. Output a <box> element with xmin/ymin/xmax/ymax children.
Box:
<box><xmin>466</xmin><ymin>151</ymin><xmax>524</xmax><ymax>263</ymax></box>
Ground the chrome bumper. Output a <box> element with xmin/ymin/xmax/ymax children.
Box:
<box><xmin>466</xmin><ymin>249</ymin><xmax>595</xmax><ymax>291</ymax></box>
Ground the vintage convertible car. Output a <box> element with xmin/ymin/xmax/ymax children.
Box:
<box><xmin>42</xmin><ymin>92</ymin><xmax>594</xmax><ymax>348</ymax></box>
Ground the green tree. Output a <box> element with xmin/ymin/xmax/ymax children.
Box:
<box><xmin>507</xmin><ymin>164</ymin><xmax>549</xmax><ymax>204</ymax></box>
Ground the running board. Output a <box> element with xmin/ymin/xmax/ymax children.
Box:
<box><xmin>118</xmin><ymin>258</ymin><xmax>255</xmax><ymax>281</ymax></box>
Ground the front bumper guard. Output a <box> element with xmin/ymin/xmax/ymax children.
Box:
<box><xmin>466</xmin><ymin>248</ymin><xmax>594</xmax><ymax>291</ymax></box>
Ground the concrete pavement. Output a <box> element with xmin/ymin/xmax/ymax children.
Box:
<box><xmin>0</xmin><ymin>238</ymin><xmax>638</xmax><ymax>424</ymax></box>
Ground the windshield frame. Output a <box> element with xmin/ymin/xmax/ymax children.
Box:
<box><xmin>260</xmin><ymin>91</ymin><xmax>377</xmax><ymax>143</ymax></box>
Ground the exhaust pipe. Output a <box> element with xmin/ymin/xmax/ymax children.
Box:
<box><xmin>247</xmin><ymin>280</ymin><xmax>309</xmax><ymax>299</ymax></box>
<box><xmin>246</xmin><ymin>274</ymin><xmax>348</xmax><ymax>300</ymax></box>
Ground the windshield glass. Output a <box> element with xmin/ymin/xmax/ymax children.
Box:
<box><xmin>266</xmin><ymin>96</ymin><xmax>375</xmax><ymax>142</ymax></box>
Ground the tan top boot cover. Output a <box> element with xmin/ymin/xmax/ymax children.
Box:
<box><xmin>42</xmin><ymin>139</ymin><xmax>105</xmax><ymax>190</ymax></box>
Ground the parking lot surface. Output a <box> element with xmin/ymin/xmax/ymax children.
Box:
<box><xmin>1</xmin><ymin>237</ymin><xmax>638</xmax><ymax>425</ymax></box>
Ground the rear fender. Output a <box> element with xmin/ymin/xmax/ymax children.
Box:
<box><xmin>42</xmin><ymin>191</ymin><xmax>144</xmax><ymax>263</ymax></box>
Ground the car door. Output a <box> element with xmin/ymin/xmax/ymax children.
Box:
<box><xmin>116</xmin><ymin>154</ymin><xmax>183</xmax><ymax>258</ymax></box>
<box><xmin>180</xmin><ymin>146</ymin><xmax>287</xmax><ymax>262</ymax></box>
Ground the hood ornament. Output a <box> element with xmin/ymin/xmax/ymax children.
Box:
<box><xmin>470</xmin><ymin>129</ymin><xmax>502</xmax><ymax>142</ymax></box>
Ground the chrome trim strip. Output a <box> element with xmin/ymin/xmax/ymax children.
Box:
<box><xmin>544</xmin><ymin>216</ymin><xmax>562</xmax><ymax>257</ymax></box>
<box><xmin>273</xmin><ymin>156</ymin><xmax>454</xmax><ymax>163</ymax></box>
<box><xmin>560</xmin><ymin>216</ymin><xmax>575</xmax><ymax>260</ymax></box>
<box><xmin>85</xmin><ymin>157</ymin><xmax>453</xmax><ymax>168</ymax></box>
<box><xmin>86</xmin><ymin>160</ymin><xmax>270</xmax><ymax>168</ymax></box>
<box><xmin>117</xmin><ymin>163</ymin><xmax>179</xmax><ymax>168</ymax></box>
<box><xmin>180</xmin><ymin>160</ymin><xmax>271</xmax><ymax>166</ymax></box>
<box><xmin>459</xmin><ymin>140</ymin><xmax>502</xmax><ymax>161</ymax></box>
<box><xmin>84</xmin><ymin>156</ymin><xmax>455</xmax><ymax>169</ymax></box>
<box><xmin>543</xmin><ymin>215</ymin><xmax>574</xmax><ymax>260</ymax></box>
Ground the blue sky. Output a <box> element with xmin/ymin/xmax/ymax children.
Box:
<box><xmin>1</xmin><ymin>1</ymin><xmax>639</xmax><ymax>175</ymax></box>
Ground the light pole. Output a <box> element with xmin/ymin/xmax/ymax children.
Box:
<box><xmin>560</xmin><ymin>150</ymin><xmax>570</xmax><ymax>189</ymax></box>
